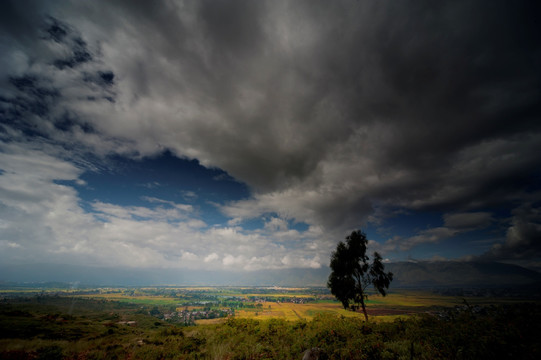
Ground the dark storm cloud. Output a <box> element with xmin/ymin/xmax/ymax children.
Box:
<box><xmin>0</xmin><ymin>9</ymin><xmax>121</xmax><ymax>158</ymax></box>
<box><xmin>443</xmin><ymin>212</ymin><xmax>493</xmax><ymax>230</ymax></box>
<box><xmin>1</xmin><ymin>0</ymin><xmax>540</xmax><ymax>261</ymax></box>
<box><xmin>40</xmin><ymin>17</ymin><xmax>93</xmax><ymax>69</ymax></box>
<box><xmin>479</xmin><ymin>204</ymin><xmax>541</xmax><ymax>261</ymax></box>
<box><xmin>201</xmin><ymin>0</ymin><xmax>541</xmax><ymax>198</ymax></box>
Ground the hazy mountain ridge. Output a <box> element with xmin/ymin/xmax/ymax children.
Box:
<box><xmin>385</xmin><ymin>261</ymin><xmax>541</xmax><ymax>288</ymax></box>
<box><xmin>1</xmin><ymin>261</ymin><xmax>539</xmax><ymax>288</ymax></box>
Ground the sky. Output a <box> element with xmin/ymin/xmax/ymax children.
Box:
<box><xmin>1</xmin><ymin>0</ymin><xmax>540</xmax><ymax>279</ymax></box>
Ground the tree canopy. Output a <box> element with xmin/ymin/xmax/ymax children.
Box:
<box><xmin>327</xmin><ymin>230</ymin><xmax>393</xmax><ymax>321</ymax></box>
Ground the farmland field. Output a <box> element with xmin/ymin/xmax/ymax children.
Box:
<box><xmin>66</xmin><ymin>287</ymin><xmax>459</xmax><ymax>322</ymax></box>
<box><xmin>0</xmin><ymin>287</ymin><xmax>523</xmax><ymax>324</ymax></box>
<box><xmin>68</xmin><ymin>287</ymin><xmax>532</xmax><ymax>321</ymax></box>
<box><xmin>3</xmin><ymin>285</ymin><xmax>532</xmax><ymax>323</ymax></box>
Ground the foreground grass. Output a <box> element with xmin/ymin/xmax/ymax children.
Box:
<box><xmin>1</xmin><ymin>296</ymin><xmax>540</xmax><ymax>359</ymax></box>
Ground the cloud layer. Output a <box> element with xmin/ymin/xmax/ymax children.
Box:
<box><xmin>1</xmin><ymin>0</ymin><xmax>540</xmax><ymax>270</ymax></box>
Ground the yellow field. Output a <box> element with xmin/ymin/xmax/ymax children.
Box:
<box><xmin>234</xmin><ymin>301</ymin><xmax>363</xmax><ymax>321</ymax></box>
<box><xmin>232</xmin><ymin>291</ymin><xmax>473</xmax><ymax>322</ymax></box>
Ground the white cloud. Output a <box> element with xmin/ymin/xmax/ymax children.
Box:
<box><xmin>181</xmin><ymin>190</ymin><xmax>198</xmax><ymax>201</ymax></box>
<box><xmin>264</xmin><ymin>217</ymin><xmax>288</xmax><ymax>232</ymax></box>
<box><xmin>91</xmin><ymin>201</ymin><xmax>190</xmax><ymax>222</ymax></box>
<box><xmin>222</xmin><ymin>254</ymin><xmax>245</xmax><ymax>267</ymax></box>
<box><xmin>281</xmin><ymin>254</ymin><xmax>321</xmax><ymax>269</ymax></box>
<box><xmin>0</xmin><ymin>144</ymin><xmax>328</xmax><ymax>270</ymax></box>
<box><xmin>204</xmin><ymin>253</ymin><xmax>219</xmax><ymax>263</ymax></box>
<box><xmin>141</xmin><ymin>196</ymin><xmax>194</xmax><ymax>212</ymax></box>
<box><xmin>0</xmin><ymin>240</ymin><xmax>21</xmax><ymax>249</ymax></box>
<box><xmin>180</xmin><ymin>251</ymin><xmax>198</xmax><ymax>261</ymax></box>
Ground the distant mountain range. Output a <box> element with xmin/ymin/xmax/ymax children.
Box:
<box><xmin>1</xmin><ymin>261</ymin><xmax>540</xmax><ymax>288</ymax></box>
<box><xmin>385</xmin><ymin>261</ymin><xmax>541</xmax><ymax>288</ymax></box>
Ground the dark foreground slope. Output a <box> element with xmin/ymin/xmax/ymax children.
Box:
<box><xmin>1</xmin><ymin>296</ymin><xmax>540</xmax><ymax>359</ymax></box>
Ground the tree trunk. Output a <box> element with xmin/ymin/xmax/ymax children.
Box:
<box><xmin>360</xmin><ymin>298</ymin><xmax>368</xmax><ymax>321</ymax></box>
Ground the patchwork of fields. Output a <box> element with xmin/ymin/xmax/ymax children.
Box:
<box><xmin>66</xmin><ymin>287</ymin><xmax>524</xmax><ymax>323</ymax></box>
<box><xmin>2</xmin><ymin>285</ymin><xmax>534</xmax><ymax>324</ymax></box>
<box><xmin>67</xmin><ymin>289</ymin><xmax>426</xmax><ymax>321</ymax></box>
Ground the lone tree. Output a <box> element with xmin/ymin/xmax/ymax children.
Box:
<box><xmin>327</xmin><ymin>230</ymin><xmax>393</xmax><ymax>321</ymax></box>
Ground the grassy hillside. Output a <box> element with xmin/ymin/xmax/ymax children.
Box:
<box><xmin>1</xmin><ymin>289</ymin><xmax>540</xmax><ymax>359</ymax></box>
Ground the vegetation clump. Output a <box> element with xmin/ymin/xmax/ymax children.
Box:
<box><xmin>328</xmin><ymin>230</ymin><xmax>393</xmax><ymax>321</ymax></box>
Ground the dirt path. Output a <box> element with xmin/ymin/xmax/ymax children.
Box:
<box><xmin>291</xmin><ymin>309</ymin><xmax>303</xmax><ymax>320</ymax></box>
